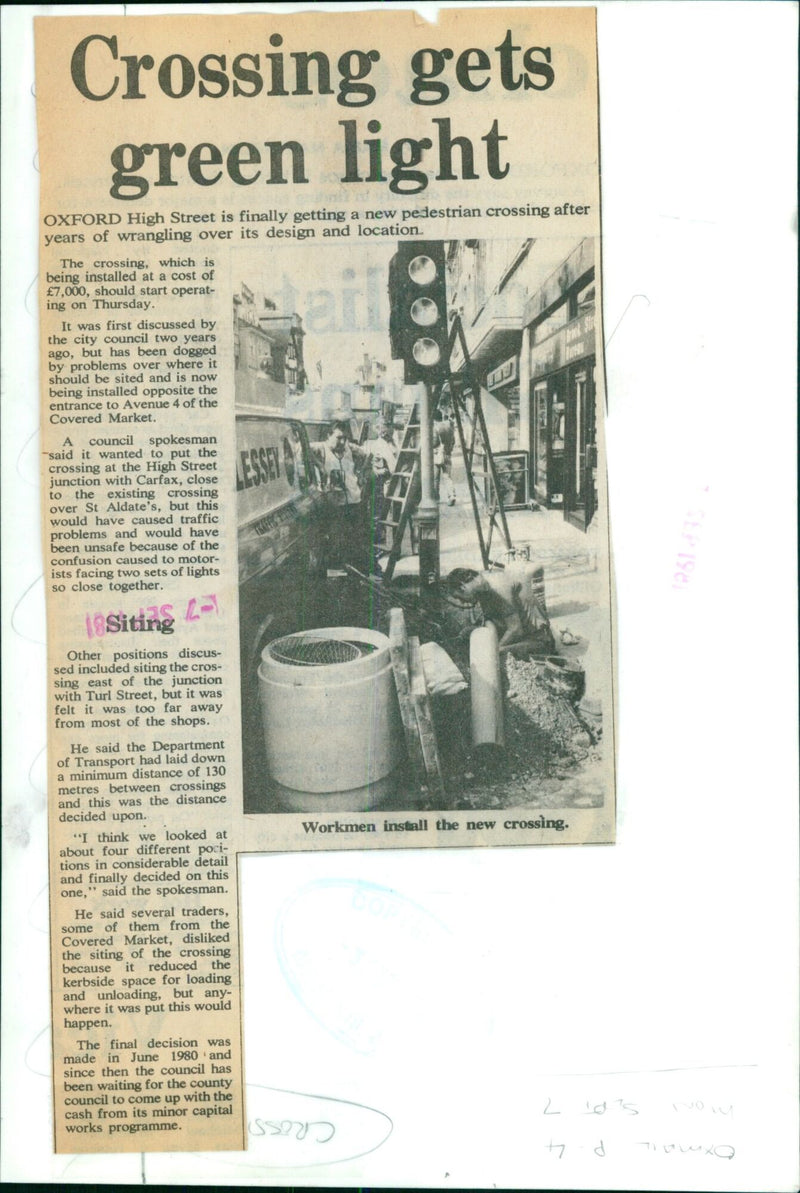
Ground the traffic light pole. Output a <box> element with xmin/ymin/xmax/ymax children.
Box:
<box><xmin>388</xmin><ymin>240</ymin><xmax>512</xmax><ymax>588</ymax></box>
<box><xmin>413</xmin><ymin>379</ymin><xmax>440</xmax><ymax>591</ymax></box>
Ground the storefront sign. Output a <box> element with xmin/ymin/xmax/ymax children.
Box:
<box><xmin>487</xmin><ymin>355</ymin><xmax>518</xmax><ymax>391</ymax></box>
<box><xmin>529</xmin><ymin>310</ymin><xmax>595</xmax><ymax>380</ymax></box>
<box><xmin>564</xmin><ymin>310</ymin><xmax>595</xmax><ymax>363</ymax></box>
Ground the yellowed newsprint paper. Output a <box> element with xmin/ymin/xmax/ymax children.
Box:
<box><xmin>36</xmin><ymin>6</ymin><xmax>613</xmax><ymax>1154</ymax></box>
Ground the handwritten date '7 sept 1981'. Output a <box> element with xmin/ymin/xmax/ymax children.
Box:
<box><xmin>541</xmin><ymin>1093</ymin><xmax>736</xmax><ymax>1162</ymax></box>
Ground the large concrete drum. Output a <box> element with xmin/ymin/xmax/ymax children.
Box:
<box><xmin>258</xmin><ymin>626</ymin><xmax>404</xmax><ymax>812</ymax></box>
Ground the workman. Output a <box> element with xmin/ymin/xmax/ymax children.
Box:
<box><xmin>373</xmin><ymin>419</ymin><xmax>398</xmax><ymax>473</ymax></box>
<box><xmin>312</xmin><ymin>420</ymin><xmax>385</xmax><ymax>573</ymax></box>
<box><xmin>433</xmin><ymin>412</ymin><xmax>456</xmax><ymax>504</ymax></box>
<box><xmin>370</xmin><ymin>419</ymin><xmax>398</xmax><ymax>519</ymax></box>
<box><xmin>447</xmin><ymin>562</ymin><xmax>552</xmax><ymax>652</ymax></box>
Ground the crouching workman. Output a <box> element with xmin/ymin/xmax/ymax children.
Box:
<box><xmin>447</xmin><ymin>561</ymin><xmax>554</xmax><ymax>653</ymax></box>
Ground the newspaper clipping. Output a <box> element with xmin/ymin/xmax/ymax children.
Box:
<box><xmin>36</xmin><ymin>7</ymin><xmax>614</xmax><ymax>1153</ymax></box>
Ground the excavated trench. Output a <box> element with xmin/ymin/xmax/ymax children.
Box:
<box><xmin>318</xmin><ymin>571</ymin><xmax>605</xmax><ymax>812</ymax></box>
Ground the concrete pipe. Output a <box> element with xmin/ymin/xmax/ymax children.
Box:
<box><xmin>470</xmin><ymin>623</ymin><xmax>505</xmax><ymax>749</ymax></box>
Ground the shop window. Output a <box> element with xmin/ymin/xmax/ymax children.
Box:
<box><xmin>575</xmin><ymin>279</ymin><xmax>595</xmax><ymax>315</ymax></box>
<box><xmin>507</xmin><ymin>390</ymin><xmax>520</xmax><ymax>450</ymax></box>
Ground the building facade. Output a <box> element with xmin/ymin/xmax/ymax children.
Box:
<box><xmin>234</xmin><ymin>283</ymin><xmax>306</xmax><ymax>409</ymax></box>
<box><xmin>446</xmin><ymin>236</ymin><xmax>597</xmax><ymax>531</ymax></box>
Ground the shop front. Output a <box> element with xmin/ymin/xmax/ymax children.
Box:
<box><xmin>486</xmin><ymin>354</ymin><xmax>522</xmax><ymax>451</ymax></box>
<box><xmin>481</xmin><ymin>351</ymin><xmax>529</xmax><ymax>510</ymax></box>
<box><xmin>528</xmin><ymin>272</ymin><xmax>597</xmax><ymax>530</ymax></box>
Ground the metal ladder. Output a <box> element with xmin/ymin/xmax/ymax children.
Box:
<box><xmin>375</xmin><ymin>308</ymin><xmax>516</xmax><ymax>579</ymax></box>
<box><xmin>374</xmin><ymin>402</ymin><xmax>421</xmax><ymax>580</ymax></box>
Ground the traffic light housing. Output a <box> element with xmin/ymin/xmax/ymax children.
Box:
<box><xmin>388</xmin><ymin>241</ymin><xmax>449</xmax><ymax>384</ymax></box>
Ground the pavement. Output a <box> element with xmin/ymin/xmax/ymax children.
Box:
<box><xmin>392</xmin><ymin>479</ymin><xmax>608</xmax><ymax>712</ymax></box>
<box><xmin>393</xmin><ymin>493</ymin><xmax>593</xmax><ymax>574</ymax></box>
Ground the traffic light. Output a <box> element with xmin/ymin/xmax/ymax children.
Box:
<box><xmin>388</xmin><ymin>241</ymin><xmax>449</xmax><ymax>384</ymax></box>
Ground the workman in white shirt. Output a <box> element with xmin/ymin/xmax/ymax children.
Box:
<box><xmin>312</xmin><ymin>420</ymin><xmax>377</xmax><ymax>571</ymax></box>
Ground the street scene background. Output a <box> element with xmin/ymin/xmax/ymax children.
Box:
<box><xmin>235</xmin><ymin>236</ymin><xmax>612</xmax><ymax>815</ymax></box>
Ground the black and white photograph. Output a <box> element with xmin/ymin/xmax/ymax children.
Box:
<box><xmin>236</xmin><ymin>236</ymin><xmax>615</xmax><ymax>833</ymax></box>
<box><xmin>9</xmin><ymin>0</ymin><xmax>797</xmax><ymax>1182</ymax></box>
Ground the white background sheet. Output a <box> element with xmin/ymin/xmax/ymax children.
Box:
<box><xmin>2</xmin><ymin>2</ymin><xmax>798</xmax><ymax>1188</ymax></box>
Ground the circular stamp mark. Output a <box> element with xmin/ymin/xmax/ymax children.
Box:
<box><xmin>159</xmin><ymin>1085</ymin><xmax>392</xmax><ymax>1176</ymax></box>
